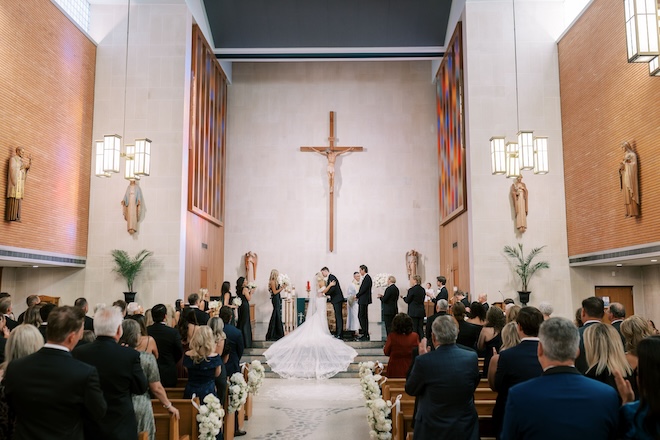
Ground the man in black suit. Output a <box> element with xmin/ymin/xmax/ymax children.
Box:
<box><xmin>491</xmin><ymin>306</ymin><xmax>544</xmax><ymax>438</ymax></box>
<box><xmin>434</xmin><ymin>275</ymin><xmax>449</xmax><ymax>303</ymax></box>
<box><xmin>608</xmin><ymin>302</ymin><xmax>626</xmax><ymax>347</ymax></box>
<box><xmin>404</xmin><ymin>274</ymin><xmax>426</xmax><ymax>338</ymax></box>
<box><xmin>425</xmin><ymin>299</ymin><xmax>448</xmax><ymax>350</ymax></box>
<box><xmin>16</xmin><ymin>294</ymin><xmax>40</xmax><ymax>324</ymax></box>
<box><xmin>38</xmin><ymin>302</ymin><xmax>57</xmax><ymax>341</ymax></box>
<box><xmin>575</xmin><ymin>296</ymin><xmax>604</xmax><ymax>373</ymax></box>
<box><xmin>321</xmin><ymin>266</ymin><xmax>344</xmax><ymax>339</ymax></box>
<box><xmin>147</xmin><ymin>303</ymin><xmax>183</xmax><ymax>387</ymax></box>
<box><xmin>0</xmin><ymin>297</ymin><xmax>18</xmax><ymax>331</ymax></box>
<box><xmin>186</xmin><ymin>292</ymin><xmax>210</xmax><ymax>325</ymax></box>
<box><xmin>355</xmin><ymin>264</ymin><xmax>372</xmax><ymax>341</ymax></box>
<box><xmin>379</xmin><ymin>275</ymin><xmax>399</xmax><ymax>335</ymax></box>
<box><xmin>220</xmin><ymin>305</ymin><xmax>244</xmax><ymax>376</ymax></box>
<box><xmin>74</xmin><ymin>297</ymin><xmax>95</xmax><ymax>332</ymax></box>
<box><xmin>73</xmin><ymin>306</ymin><xmax>148</xmax><ymax>440</ymax></box>
<box><xmin>5</xmin><ymin>306</ymin><xmax>107</xmax><ymax>440</ymax></box>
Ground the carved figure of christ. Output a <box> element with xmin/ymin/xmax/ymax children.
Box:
<box><xmin>300</xmin><ymin>111</ymin><xmax>363</xmax><ymax>252</ymax></box>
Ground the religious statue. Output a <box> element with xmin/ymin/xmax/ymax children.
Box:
<box><xmin>245</xmin><ymin>251</ymin><xmax>258</xmax><ymax>283</ymax></box>
<box><xmin>619</xmin><ymin>141</ymin><xmax>640</xmax><ymax>217</ymax></box>
<box><xmin>406</xmin><ymin>249</ymin><xmax>419</xmax><ymax>280</ymax></box>
<box><xmin>511</xmin><ymin>176</ymin><xmax>528</xmax><ymax>233</ymax></box>
<box><xmin>121</xmin><ymin>180</ymin><xmax>144</xmax><ymax>234</ymax></box>
<box><xmin>306</xmin><ymin>147</ymin><xmax>356</xmax><ymax>193</ymax></box>
<box><xmin>6</xmin><ymin>147</ymin><xmax>32</xmax><ymax>221</ymax></box>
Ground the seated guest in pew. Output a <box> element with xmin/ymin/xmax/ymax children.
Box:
<box><xmin>583</xmin><ymin>322</ymin><xmax>634</xmax><ymax>398</ymax></box>
<box><xmin>406</xmin><ymin>315</ymin><xmax>480</xmax><ymax>440</ymax></box>
<box><xmin>425</xmin><ymin>299</ymin><xmax>448</xmax><ymax>351</ymax></box>
<box><xmin>491</xmin><ymin>306</ymin><xmax>544</xmax><ymax>438</ymax></box>
<box><xmin>384</xmin><ymin>313</ymin><xmax>419</xmax><ymax>378</ymax></box>
<box><xmin>147</xmin><ymin>304</ymin><xmax>183</xmax><ymax>388</ymax></box>
<box><xmin>120</xmin><ymin>319</ymin><xmax>179</xmax><ymax>440</ymax></box>
<box><xmin>500</xmin><ymin>317</ymin><xmax>619</xmax><ymax>440</ymax></box>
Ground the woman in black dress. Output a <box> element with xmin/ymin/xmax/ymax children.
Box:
<box><xmin>235</xmin><ymin>276</ymin><xmax>253</xmax><ymax>348</ymax></box>
<box><xmin>266</xmin><ymin>269</ymin><xmax>285</xmax><ymax>341</ymax></box>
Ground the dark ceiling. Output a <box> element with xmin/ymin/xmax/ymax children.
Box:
<box><xmin>203</xmin><ymin>0</ymin><xmax>452</xmax><ymax>60</ymax></box>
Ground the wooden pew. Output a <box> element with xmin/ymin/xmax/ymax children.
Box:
<box><xmin>164</xmin><ymin>388</ymin><xmax>186</xmax><ymax>399</ymax></box>
<box><xmin>176</xmin><ymin>378</ymin><xmax>188</xmax><ymax>388</ymax></box>
<box><xmin>475</xmin><ymin>399</ymin><xmax>496</xmax><ymax>416</ymax></box>
<box><xmin>474</xmin><ymin>387</ymin><xmax>497</xmax><ymax>400</ymax></box>
<box><xmin>477</xmin><ymin>378</ymin><xmax>490</xmax><ymax>389</ymax></box>
<box><xmin>152</xmin><ymin>398</ymin><xmax>198</xmax><ymax>440</ymax></box>
<box><xmin>223</xmin><ymin>388</ymin><xmax>235</xmax><ymax>440</ymax></box>
<box><xmin>139</xmin><ymin>432</ymin><xmax>149</xmax><ymax>440</ymax></box>
<box><xmin>154</xmin><ymin>413</ymin><xmax>185</xmax><ymax>440</ymax></box>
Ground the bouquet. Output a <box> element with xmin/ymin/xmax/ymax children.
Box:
<box><xmin>208</xmin><ymin>300</ymin><xmax>220</xmax><ymax>310</ymax></box>
<box><xmin>366</xmin><ymin>398</ymin><xmax>394</xmax><ymax>440</ymax></box>
<box><xmin>373</xmin><ymin>273</ymin><xmax>390</xmax><ymax>289</ymax></box>
<box><xmin>247</xmin><ymin>281</ymin><xmax>257</xmax><ymax>290</ymax></box>
<box><xmin>232</xmin><ymin>297</ymin><xmax>243</xmax><ymax>307</ymax></box>
<box><xmin>247</xmin><ymin>360</ymin><xmax>266</xmax><ymax>395</ymax></box>
<box><xmin>228</xmin><ymin>372</ymin><xmax>248</xmax><ymax>413</ymax></box>
<box><xmin>192</xmin><ymin>394</ymin><xmax>224</xmax><ymax>440</ymax></box>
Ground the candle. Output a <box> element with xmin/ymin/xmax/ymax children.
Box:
<box><xmin>306</xmin><ymin>280</ymin><xmax>311</xmax><ymax>290</ymax></box>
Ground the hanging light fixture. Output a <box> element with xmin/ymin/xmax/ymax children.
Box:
<box><xmin>533</xmin><ymin>137</ymin><xmax>549</xmax><ymax>174</ymax></box>
<box><xmin>506</xmin><ymin>142</ymin><xmax>521</xmax><ymax>178</ymax></box>
<box><xmin>518</xmin><ymin>131</ymin><xmax>534</xmax><ymax>170</ymax></box>
<box><xmin>649</xmin><ymin>56</ymin><xmax>660</xmax><ymax>75</ymax></box>
<box><xmin>624</xmin><ymin>0</ymin><xmax>660</xmax><ymax>63</ymax></box>
<box><xmin>490</xmin><ymin>137</ymin><xmax>507</xmax><ymax>174</ymax></box>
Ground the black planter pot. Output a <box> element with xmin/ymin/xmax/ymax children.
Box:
<box><xmin>123</xmin><ymin>292</ymin><xmax>137</xmax><ymax>303</ymax></box>
<box><xmin>518</xmin><ymin>291</ymin><xmax>531</xmax><ymax>306</ymax></box>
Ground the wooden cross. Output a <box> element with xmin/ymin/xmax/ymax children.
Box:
<box><xmin>301</xmin><ymin>111</ymin><xmax>363</xmax><ymax>252</ymax></box>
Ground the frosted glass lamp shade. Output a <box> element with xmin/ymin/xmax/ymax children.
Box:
<box><xmin>490</xmin><ymin>137</ymin><xmax>506</xmax><ymax>175</ymax></box>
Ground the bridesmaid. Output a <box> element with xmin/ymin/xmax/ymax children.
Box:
<box><xmin>266</xmin><ymin>269</ymin><xmax>285</xmax><ymax>341</ymax></box>
<box><xmin>236</xmin><ymin>277</ymin><xmax>253</xmax><ymax>348</ymax></box>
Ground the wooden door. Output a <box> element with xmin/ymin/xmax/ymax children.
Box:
<box><xmin>594</xmin><ymin>286</ymin><xmax>634</xmax><ymax>324</ymax></box>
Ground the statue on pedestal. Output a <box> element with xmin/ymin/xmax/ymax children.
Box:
<box><xmin>619</xmin><ymin>141</ymin><xmax>640</xmax><ymax>217</ymax></box>
<box><xmin>6</xmin><ymin>147</ymin><xmax>32</xmax><ymax>221</ymax></box>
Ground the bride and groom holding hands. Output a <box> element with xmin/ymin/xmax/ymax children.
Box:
<box><xmin>320</xmin><ymin>265</ymin><xmax>372</xmax><ymax>341</ymax></box>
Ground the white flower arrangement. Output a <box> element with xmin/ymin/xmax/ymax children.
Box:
<box><xmin>277</xmin><ymin>273</ymin><xmax>292</xmax><ymax>292</ymax></box>
<box><xmin>192</xmin><ymin>394</ymin><xmax>224</xmax><ymax>440</ymax></box>
<box><xmin>247</xmin><ymin>360</ymin><xmax>266</xmax><ymax>395</ymax></box>
<box><xmin>228</xmin><ymin>372</ymin><xmax>249</xmax><ymax>413</ymax></box>
<box><xmin>373</xmin><ymin>273</ymin><xmax>390</xmax><ymax>289</ymax></box>
<box><xmin>208</xmin><ymin>300</ymin><xmax>220</xmax><ymax>310</ymax></box>
<box><xmin>247</xmin><ymin>281</ymin><xmax>257</xmax><ymax>290</ymax></box>
<box><xmin>360</xmin><ymin>372</ymin><xmax>382</xmax><ymax>401</ymax></box>
<box><xmin>366</xmin><ymin>398</ymin><xmax>394</xmax><ymax>440</ymax></box>
<box><xmin>232</xmin><ymin>297</ymin><xmax>243</xmax><ymax>307</ymax></box>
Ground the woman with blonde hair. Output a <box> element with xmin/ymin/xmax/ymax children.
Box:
<box><xmin>182</xmin><ymin>326</ymin><xmax>222</xmax><ymax>400</ymax></box>
<box><xmin>266</xmin><ymin>269</ymin><xmax>285</xmax><ymax>341</ymax></box>
<box><xmin>208</xmin><ymin>317</ymin><xmax>228</xmax><ymax>402</ymax></box>
<box><xmin>620</xmin><ymin>315</ymin><xmax>654</xmax><ymax>371</ymax></box>
<box><xmin>487</xmin><ymin>321</ymin><xmax>520</xmax><ymax>389</ymax></box>
<box><xmin>584</xmin><ymin>323</ymin><xmax>634</xmax><ymax>395</ymax></box>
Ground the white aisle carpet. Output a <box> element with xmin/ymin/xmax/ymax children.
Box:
<box><xmin>244</xmin><ymin>378</ymin><xmax>371</xmax><ymax>440</ymax></box>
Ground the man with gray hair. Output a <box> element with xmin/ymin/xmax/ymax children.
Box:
<box><xmin>73</xmin><ymin>306</ymin><xmax>147</xmax><ymax>440</ymax></box>
<box><xmin>406</xmin><ymin>315</ymin><xmax>480</xmax><ymax>439</ymax></box>
<box><xmin>608</xmin><ymin>302</ymin><xmax>626</xmax><ymax>346</ymax></box>
<box><xmin>500</xmin><ymin>317</ymin><xmax>619</xmax><ymax>440</ymax></box>
<box><xmin>425</xmin><ymin>299</ymin><xmax>449</xmax><ymax>350</ymax></box>
<box><xmin>538</xmin><ymin>301</ymin><xmax>553</xmax><ymax>320</ymax></box>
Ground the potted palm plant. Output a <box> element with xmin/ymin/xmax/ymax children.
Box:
<box><xmin>503</xmin><ymin>244</ymin><xmax>549</xmax><ymax>305</ymax></box>
<box><xmin>111</xmin><ymin>249</ymin><xmax>153</xmax><ymax>303</ymax></box>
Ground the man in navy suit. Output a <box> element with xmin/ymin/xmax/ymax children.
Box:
<box><xmin>500</xmin><ymin>317</ymin><xmax>619</xmax><ymax>440</ymax></box>
<box><xmin>321</xmin><ymin>266</ymin><xmax>344</xmax><ymax>339</ymax></box>
<box><xmin>5</xmin><ymin>306</ymin><xmax>107</xmax><ymax>440</ymax></box>
<box><xmin>492</xmin><ymin>306</ymin><xmax>544</xmax><ymax>437</ymax></box>
<box><xmin>73</xmin><ymin>306</ymin><xmax>148</xmax><ymax>440</ymax></box>
<box><xmin>404</xmin><ymin>274</ymin><xmax>426</xmax><ymax>338</ymax></box>
<box><xmin>147</xmin><ymin>303</ymin><xmax>183</xmax><ymax>387</ymax></box>
<box><xmin>406</xmin><ymin>315</ymin><xmax>480</xmax><ymax>440</ymax></box>
<box><xmin>220</xmin><ymin>305</ymin><xmax>244</xmax><ymax>376</ymax></box>
<box><xmin>355</xmin><ymin>264</ymin><xmax>372</xmax><ymax>341</ymax></box>
<box><xmin>575</xmin><ymin>296</ymin><xmax>604</xmax><ymax>373</ymax></box>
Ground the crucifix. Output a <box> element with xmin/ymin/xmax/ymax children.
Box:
<box><xmin>301</xmin><ymin>111</ymin><xmax>363</xmax><ymax>252</ymax></box>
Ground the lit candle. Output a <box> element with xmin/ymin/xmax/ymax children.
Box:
<box><xmin>306</xmin><ymin>280</ymin><xmax>311</xmax><ymax>290</ymax></box>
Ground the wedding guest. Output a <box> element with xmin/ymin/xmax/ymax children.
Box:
<box><xmin>220</xmin><ymin>306</ymin><xmax>244</xmax><ymax>377</ymax></box>
<box><xmin>379</xmin><ymin>275</ymin><xmax>399</xmax><ymax>335</ymax></box>
<box><xmin>147</xmin><ymin>304</ymin><xmax>183</xmax><ymax>388</ymax></box>
<box><xmin>236</xmin><ymin>277</ymin><xmax>253</xmax><ymax>349</ymax></box>
<box><xmin>404</xmin><ymin>274</ymin><xmax>426</xmax><ymax>338</ymax></box>
<box><xmin>576</xmin><ymin>296</ymin><xmax>605</xmax><ymax>374</ymax></box>
<box><xmin>505</xmin><ymin>304</ymin><xmax>520</xmax><ymax>324</ymax></box>
<box><xmin>37</xmin><ymin>303</ymin><xmax>56</xmax><ymax>341</ymax></box>
<box><xmin>120</xmin><ymin>319</ymin><xmax>179</xmax><ymax>440</ymax></box>
<box><xmin>126</xmin><ymin>302</ymin><xmax>143</xmax><ymax>318</ymax></box>
<box><xmin>383</xmin><ymin>313</ymin><xmax>418</xmax><ymax>378</ymax></box>
<box><xmin>266</xmin><ymin>269</ymin><xmax>285</xmax><ymax>341</ymax></box>
<box><xmin>346</xmin><ymin>272</ymin><xmax>361</xmax><ymax>339</ymax></box>
<box><xmin>186</xmin><ymin>293</ymin><xmax>209</xmax><ymax>325</ymax></box>
<box><xmin>477</xmin><ymin>306</ymin><xmax>506</xmax><ymax>377</ymax></box>
<box><xmin>487</xmin><ymin>321</ymin><xmax>521</xmax><ymax>389</ymax></box>
<box><xmin>574</xmin><ymin>307</ymin><xmax>584</xmax><ymax>328</ymax></box>
<box><xmin>538</xmin><ymin>301</ymin><xmax>553</xmax><ymax>320</ymax></box>
<box><xmin>112</xmin><ymin>300</ymin><xmax>127</xmax><ymax>318</ymax></box>
<box><xmin>608</xmin><ymin>302</ymin><xmax>626</xmax><ymax>346</ymax></box>
<box><xmin>208</xmin><ymin>317</ymin><xmax>228</xmax><ymax>402</ymax></box>
<box><xmin>0</xmin><ymin>299</ymin><xmax>17</xmax><ymax>331</ymax></box>
<box><xmin>620</xmin><ymin>315</ymin><xmax>654</xmax><ymax>371</ymax></box>
<box><xmin>477</xmin><ymin>293</ymin><xmax>490</xmax><ymax>311</ymax></box>
<box><xmin>144</xmin><ymin>308</ymin><xmax>154</xmax><ymax>327</ymax></box>
<box><xmin>453</xmin><ymin>302</ymin><xmax>481</xmax><ymax>350</ymax></box>
<box><xmin>164</xmin><ymin>304</ymin><xmax>177</xmax><ymax>327</ymax></box>
<box><xmin>467</xmin><ymin>302</ymin><xmax>486</xmax><ymax>326</ymax></box>
<box><xmin>425</xmin><ymin>299</ymin><xmax>448</xmax><ymax>351</ymax></box>
<box><xmin>174</xmin><ymin>299</ymin><xmax>183</xmax><ymax>324</ymax></box>
<box><xmin>16</xmin><ymin>295</ymin><xmax>39</xmax><ymax>324</ymax></box>
<box><xmin>129</xmin><ymin>314</ymin><xmax>158</xmax><ymax>359</ymax></box>
<box><xmin>22</xmin><ymin>304</ymin><xmax>42</xmax><ymax>327</ymax></box>
<box><xmin>583</xmin><ymin>322</ymin><xmax>634</xmax><ymax>397</ymax></box>
<box><xmin>182</xmin><ymin>326</ymin><xmax>222</xmax><ymax>400</ymax></box>
<box><xmin>74</xmin><ymin>297</ymin><xmax>94</xmax><ymax>331</ymax></box>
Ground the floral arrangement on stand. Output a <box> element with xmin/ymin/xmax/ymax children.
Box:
<box><xmin>246</xmin><ymin>360</ymin><xmax>266</xmax><ymax>395</ymax></box>
<box><xmin>192</xmin><ymin>394</ymin><xmax>224</xmax><ymax>440</ymax></box>
<box><xmin>373</xmin><ymin>273</ymin><xmax>390</xmax><ymax>289</ymax></box>
<box><xmin>358</xmin><ymin>361</ymin><xmax>394</xmax><ymax>440</ymax></box>
<box><xmin>228</xmin><ymin>372</ymin><xmax>249</xmax><ymax>413</ymax></box>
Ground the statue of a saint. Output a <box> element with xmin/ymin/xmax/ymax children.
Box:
<box><xmin>511</xmin><ymin>176</ymin><xmax>528</xmax><ymax>233</ymax></box>
<box><xmin>406</xmin><ymin>250</ymin><xmax>419</xmax><ymax>280</ymax></box>
<box><xmin>619</xmin><ymin>141</ymin><xmax>640</xmax><ymax>217</ymax></box>
<box><xmin>6</xmin><ymin>147</ymin><xmax>32</xmax><ymax>221</ymax></box>
<box><xmin>245</xmin><ymin>251</ymin><xmax>258</xmax><ymax>283</ymax></box>
<box><xmin>121</xmin><ymin>180</ymin><xmax>144</xmax><ymax>234</ymax></box>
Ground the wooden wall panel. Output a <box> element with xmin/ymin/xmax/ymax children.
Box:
<box><xmin>185</xmin><ymin>211</ymin><xmax>224</xmax><ymax>299</ymax></box>
<box><xmin>439</xmin><ymin>211</ymin><xmax>470</xmax><ymax>296</ymax></box>
<box><xmin>559</xmin><ymin>0</ymin><xmax>660</xmax><ymax>256</ymax></box>
<box><xmin>0</xmin><ymin>0</ymin><xmax>95</xmax><ymax>257</ymax></box>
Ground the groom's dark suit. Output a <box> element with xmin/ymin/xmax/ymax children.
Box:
<box><xmin>356</xmin><ymin>273</ymin><xmax>372</xmax><ymax>338</ymax></box>
<box><xmin>325</xmin><ymin>273</ymin><xmax>344</xmax><ymax>337</ymax></box>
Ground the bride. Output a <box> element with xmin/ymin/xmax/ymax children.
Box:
<box><xmin>263</xmin><ymin>272</ymin><xmax>358</xmax><ymax>379</ymax></box>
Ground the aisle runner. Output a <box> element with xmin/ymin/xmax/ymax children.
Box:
<box><xmin>248</xmin><ymin>378</ymin><xmax>370</xmax><ymax>440</ymax></box>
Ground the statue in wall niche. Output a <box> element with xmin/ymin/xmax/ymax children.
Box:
<box><xmin>121</xmin><ymin>180</ymin><xmax>144</xmax><ymax>234</ymax></box>
<box><xmin>406</xmin><ymin>249</ymin><xmax>419</xmax><ymax>280</ymax></box>
<box><xmin>245</xmin><ymin>251</ymin><xmax>258</xmax><ymax>283</ymax></box>
<box><xmin>6</xmin><ymin>147</ymin><xmax>32</xmax><ymax>222</ymax></box>
<box><xmin>511</xmin><ymin>176</ymin><xmax>528</xmax><ymax>233</ymax></box>
<box><xmin>619</xmin><ymin>141</ymin><xmax>640</xmax><ymax>217</ymax></box>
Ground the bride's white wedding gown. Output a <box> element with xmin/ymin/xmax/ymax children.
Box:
<box><xmin>263</xmin><ymin>294</ymin><xmax>358</xmax><ymax>379</ymax></box>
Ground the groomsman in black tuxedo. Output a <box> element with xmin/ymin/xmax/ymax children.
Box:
<box><xmin>434</xmin><ymin>275</ymin><xmax>449</xmax><ymax>303</ymax></box>
<box><xmin>5</xmin><ymin>306</ymin><xmax>107</xmax><ymax>440</ymax></box>
<box><xmin>321</xmin><ymin>266</ymin><xmax>345</xmax><ymax>339</ymax></box>
<box><xmin>147</xmin><ymin>303</ymin><xmax>183</xmax><ymax>387</ymax></box>
<box><xmin>379</xmin><ymin>275</ymin><xmax>399</xmax><ymax>336</ymax></box>
<box><xmin>405</xmin><ymin>274</ymin><xmax>427</xmax><ymax>338</ymax></box>
<box><xmin>355</xmin><ymin>264</ymin><xmax>372</xmax><ymax>341</ymax></box>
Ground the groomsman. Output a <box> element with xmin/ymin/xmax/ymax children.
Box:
<box><xmin>321</xmin><ymin>266</ymin><xmax>344</xmax><ymax>339</ymax></box>
<box><xmin>434</xmin><ymin>276</ymin><xmax>449</xmax><ymax>303</ymax></box>
<box><xmin>355</xmin><ymin>264</ymin><xmax>372</xmax><ymax>341</ymax></box>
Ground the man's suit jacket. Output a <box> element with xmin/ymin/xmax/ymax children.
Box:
<box><xmin>187</xmin><ymin>306</ymin><xmax>210</xmax><ymax>325</ymax></box>
<box><xmin>611</xmin><ymin>320</ymin><xmax>626</xmax><ymax>347</ymax></box>
<box><xmin>223</xmin><ymin>323</ymin><xmax>244</xmax><ymax>376</ymax></box>
<box><xmin>73</xmin><ymin>336</ymin><xmax>148</xmax><ymax>440</ymax></box>
<box><xmin>500</xmin><ymin>366</ymin><xmax>619</xmax><ymax>440</ymax></box>
<box><xmin>404</xmin><ymin>284</ymin><xmax>426</xmax><ymax>318</ymax></box>
<box><xmin>356</xmin><ymin>274</ymin><xmax>372</xmax><ymax>305</ymax></box>
<box><xmin>434</xmin><ymin>286</ymin><xmax>449</xmax><ymax>303</ymax></box>
<box><xmin>147</xmin><ymin>322</ymin><xmax>184</xmax><ymax>387</ymax></box>
<box><xmin>576</xmin><ymin>321</ymin><xmax>599</xmax><ymax>373</ymax></box>
<box><xmin>405</xmin><ymin>344</ymin><xmax>480</xmax><ymax>440</ymax></box>
<box><xmin>84</xmin><ymin>315</ymin><xmax>94</xmax><ymax>332</ymax></box>
<box><xmin>5</xmin><ymin>347</ymin><xmax>107</xmax><ymax>440</ymax></box>
<box><xmin>4</xmin><ymin>315</ymin><xmax>17</xmax><ymax>331</ymax></box>
<box><xmin>325</xmin><ymin>273</ymin><xmax>344</xmax><ymax>304</ymax></box>
<box><xmin>492</xmin><ymin>339</ymin><xmax>542</xmax><ymax>434</ymax></box>
<box><xmin>425</xmin><ymin>311</ymin><xmax>447</xmax><ymax>349</ymax></box>
<box><xmin>380</xmin><ymin>284</ymin><xmax>399</xmax><ymax>315</ymax></box>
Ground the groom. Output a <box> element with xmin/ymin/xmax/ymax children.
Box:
<box><xmin>355</xmin><ymin>264</ymin><xmax>372</xmax><ymax>341</ymax></box>
<box><xmin>321</xmin><ymin>267</ymin><xmax>344</xmax><ymax>339</ymax></box>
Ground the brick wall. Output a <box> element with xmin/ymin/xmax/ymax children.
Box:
<box><xmin>559</xmin><ymin>0</ymin><xmax>660</xmax><ymax>257</ymax></box>
<box><xmin>0</xmin><ymin>0</ymin><xmax>96</xmax><ymax>257</ymax></box>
